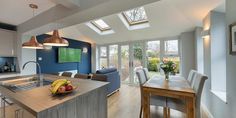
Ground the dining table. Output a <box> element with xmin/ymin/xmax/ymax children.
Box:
<box><xmin>142</xmin><ymin>76</ymin><xmax>196</xmax><ymax>118</ymax></box>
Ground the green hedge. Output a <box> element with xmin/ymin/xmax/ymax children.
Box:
<box><xmin>147</xmin><ymin>58</ymin><xmax>160</xmax><ymax>72</ymax></box>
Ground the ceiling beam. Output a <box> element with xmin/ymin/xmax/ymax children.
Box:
<box><xmin>50</xmin><ymin>0</ymin><xmax>80</xmax><ymax>9</ymax></box>
<box><xmin>18</xmin><ymin>0</ymin><xmax>160</xmax><ymax>35</ymax></box>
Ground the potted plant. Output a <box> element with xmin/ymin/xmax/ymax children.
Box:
<box><xmin>160</xmin><ymin>60</ymin><xmax>176</xmax><ymax>80</ymax></box>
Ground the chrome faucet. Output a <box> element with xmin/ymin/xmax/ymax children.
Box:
<box><xmin>22</xmin><ymin>61</ymin><xmax>43</xmax><ymax>81</ymax></box>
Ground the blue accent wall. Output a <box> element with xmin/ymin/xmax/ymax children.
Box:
<box><xmin>36</xmin><ymin>34</ymin><xmax>91</xmax><ymax>74</ymax></box>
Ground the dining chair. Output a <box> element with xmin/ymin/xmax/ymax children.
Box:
<box><xmin>74</xmin><ymin>73</ymin><xmax>89</xmax><ymax>79</ymax></box>
<box><xmin>187</xmin><ymin>70</ymin><xmax>197</xmax><ymax>87</ymax></box>
<box><xmin>143</xmin><ymin>68</ymin><xmax>150</xmax><ymax>80</ymax></box>
<box><xmin>166</xmin><ymin>72</ymin><xmax>208</xmax><ymax>118</ymax></box>
<box><xmin>61</xmin><ymin>72</ymin><xmax>73</xmax><ymax>77</ymax></box>
<box><xmin>136</xmin><ymin>69</ymin><xmax>167</xmax><ymax>118</ymax></box>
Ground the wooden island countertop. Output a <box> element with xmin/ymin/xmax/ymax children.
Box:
<box><xmin>0</xmin><ymin>74</ymin><xmax>109</xmax><ymax>118</ymax></box>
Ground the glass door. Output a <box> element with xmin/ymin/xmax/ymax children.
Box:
<box><xmin>120</xmin><ymin>45</ymin><xmax>130</xmax><ymax>83</ymax></box>
<box><xmin>108</xmin><ymin>45</ymin><xmax>118</xmax><ymax>68</ymax></box>
<box><xmin>132</xmin><ymin>42</ymin><xmax>145</xmax><ymax>84</ymax></box>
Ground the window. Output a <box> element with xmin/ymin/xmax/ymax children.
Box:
<box><xmin>100</xmin><ymin>46</ymin><xmax>107</xmax><ymax>57</ymax></box>
<box><xmin>165</xmin><ymin>40</ymin><xmax>179</xmax><ymax>55</ymax></box>
<box><xmin>91</xmin><ymin>19</ymin><xmax>111</xmax><ymax>31</ymax></box>
<box><xmin>163</xmin><ymin>40</ymin><xmax>180</xmax><ymax>74</ymax></box>
<box><xmin>99</xmin><ymin>46</ymin><xmax>108</xmax><ymax>69</ymax></box>
<box><xmin>122</xmin><ymin>7</ymin><xmax>148</xmax><ymax>26</ymax></box>
<box><xmin>146</xmin><ymin>41</ymin><xmax>161</xmax><ymax>78</ymax></box>
<box><xmin>109</xmin><ymin>45</ymin><xmax>118</xmax><ymax>68</ymax></box>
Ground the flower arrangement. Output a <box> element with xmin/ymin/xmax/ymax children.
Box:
<box><xmin>160</xmin><ymin>59</ymin><xmax>177</xmax><ymax>80</ymax></box>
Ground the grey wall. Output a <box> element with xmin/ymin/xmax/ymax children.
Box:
<box><xmin>199</xmin><ymin>1</ymin><xmax>236</xmax><ymax>117</ymax></box>
<box><xmin>225</xmin><ymin>0</ymin><xmax>236</xmax><ymax>117</ymax></box>
<box><xmin>201</xmin><ymin>11</ymin><xmax>228</xmax><ymax>118</ymax></box>
<box><xmin>180</xmin><ymin>31</ymin><xmax>196</xmax><ymax>78</ymax></box>
<box><xmin>210</xmin><ymin>12</ymin><xmax>226</xmax><ymax>91</ymax></box>
<box><xmin>194</xmin><ymin>27</ymin><xmax>204</xmax><ymax>74</ymax></box>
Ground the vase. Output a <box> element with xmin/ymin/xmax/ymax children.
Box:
<box><xmin>164</xmin><ymin>72</ymin><xmax>169</xmax><ymax>81</ymax></box>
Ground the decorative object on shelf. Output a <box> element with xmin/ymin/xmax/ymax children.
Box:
<box><xmin>160</xmin><ymin>60</ymin><xmax>176</xmax><ymax>80</ymax></box>
<box><xmin>43</xmin><ymin>30</ymin><xmax>69</xmax><ymax>47</ymax></box>
<box><xmin>22</xmin><ymin>4</ymin><xmax>43</xmax><ymax>49</ymax></box>
<box><xmin>230</xmin><ymin>22</ymin><xmax>236</xmax><ymax>55</ymax></box>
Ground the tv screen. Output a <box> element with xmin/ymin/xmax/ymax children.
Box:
<box><xmin>58</xmin><ymin>48</ymin><xmax>81</xmax><ymax>63</ymax></box>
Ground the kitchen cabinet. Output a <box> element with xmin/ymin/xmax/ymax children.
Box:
<box><xmin>0</xmin><ymin>29</ymin><xmax>16</xmax><ymax>57</ymax></box>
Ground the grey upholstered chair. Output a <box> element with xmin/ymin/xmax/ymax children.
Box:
<box><xmin>74</xmin><ymin>73</ymin><xmax>89</xmax><ymax>79</ymax></box>
<box><xmin>166</xmin><ymin>72</ymin><xmax>208</xmax><ymax>118</ymax></box>
<box><xmin>136</xmin><ymin>69</ymin><xmax>167</xmax><ymax>118</ymax></box>
<box><xmin>143</xmin><ymin>68</ymin><xmax>150</xmax><ymax>80</ymax></box>
<box><xmin>61</xmin><ymin>72</ymin><xmax>73</xmax><ymax>77</ymax></box>
<box><xmin>187</xmin><ymin>70</ymin><xmax>197</xmax><ymax>87</ymax></box>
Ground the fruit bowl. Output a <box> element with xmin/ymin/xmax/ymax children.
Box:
<box><xmin>50</xmin><ymin>86</ymin><xmax>77</xmax><ymax>95</ymax></box>
<box><xmin>50</xmin><ymin>79</ymin><xmax>77</xmax><ymax>95</ymax></box>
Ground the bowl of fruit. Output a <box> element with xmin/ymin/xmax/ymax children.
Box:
<box><xmin>50</xmin><ymin>79</ymin><xmax>77</xmax><ymax>95</ymax></box>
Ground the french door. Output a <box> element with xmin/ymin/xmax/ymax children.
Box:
<box><xmin>98</xmin><ymin>39</ymin><xmax>181</xmax><ymax>85</ymax></box>
<box><xmin>119</xmin><ymin>42</ymin><xmax>145</xmax><ymax>85</ymax></box>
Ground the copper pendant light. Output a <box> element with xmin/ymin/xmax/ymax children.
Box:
<box><xmin>22</xmin><ymin>4</ymin><xmax>43</xmax><ymax>49</ymax></box>
<box><xmin>22</xmin><ymin>36</ymin><xmax>44</xmax><ymax>49</ymax></box>
<box><xmin>43</xmin><ymin>30</ymin><xmax>69</xmax><ymax>46</ymax></box>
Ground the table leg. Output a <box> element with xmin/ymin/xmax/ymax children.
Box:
<box><xmin>143</xmin><ymin>91</ymin><xmax>150</xmax><ymax>118</ymax></box>
<box><xmin>186</xmin><ymin>97</ymin><xmax>195</xmax><ymax>118</ymax></box>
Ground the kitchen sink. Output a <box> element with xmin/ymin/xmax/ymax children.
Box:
<box><xmin>0</xmin><ymin>76</ymin><xmax>52</xmax><ymax>92</ymax></box>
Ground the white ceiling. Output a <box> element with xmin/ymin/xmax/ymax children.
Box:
<box><xmin>58</xmin><ymin>0</ymin><xmax>225</xmax><ymax>44</ymax></box>
<box><xmin>0</xmin><ymin>0</ymin><xmax>56</xmax><ymax>25</ymax></box>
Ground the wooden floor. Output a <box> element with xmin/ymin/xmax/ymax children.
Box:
<box><xmin>108</xmin><ymin>84</ymin><xmax>209</xmax><ymax>118</ymax></box>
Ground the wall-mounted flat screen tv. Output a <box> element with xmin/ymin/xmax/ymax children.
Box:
<box><xmin>58</xmin><ymin>48</ymin><xmax>81</xmax><ymax>63</ymax></box>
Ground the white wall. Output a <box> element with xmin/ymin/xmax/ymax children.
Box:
<box><xmin>91</xmin><ymin>43</ymin><xmax>97</xmax><ymax>73</ymax></box>
<box><xmin>16</xmin><ymin>33</ymin><xmax>37</xmax><ymax>75</ymax></box>
<box><xmin>180</xmin><ymin>31</ymin><xmax>196</xmax><ymax>78</ymax></box>
<box><xmin>194</xmin><ymin>27</ymin><xmax>204</xmax><ymax>74</ymax></box>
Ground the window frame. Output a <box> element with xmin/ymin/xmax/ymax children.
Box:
<box><xmin>162</xmin><ymin>39</ymin><xmax>181</xmax><ymax>75</ymax></box>
<box><xmin>122</xmin><ymin>7</ymin><xmax>149</xmax><ymax>26</ymax></box>
<box><xmin>99</xmin><ymin>46</ymin><xmax>108</xmax><ymax>69</ymax></box>
<box><xmin>164</xmin><ymin>39</ymin><xmax>180</xmax><ymax>57</ymax></box>
<box><xmin>91</xmin><ymin>20</ymin><xmax>112</xmax><ymax>32</ymax></box>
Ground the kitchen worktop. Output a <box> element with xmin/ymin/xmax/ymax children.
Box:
<box><xmin>0</xmin><ymin>74</ymin><xmax>109</xmax><ymax>118</ymax></box>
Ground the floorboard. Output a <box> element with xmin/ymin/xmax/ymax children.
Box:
<box><xmin>108</xmin><ymin>84</ymin><xmax>208</xmax><ymax>118</ymax></box>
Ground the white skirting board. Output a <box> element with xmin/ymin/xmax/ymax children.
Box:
<box><xmin>201</xmin><ymin>103</ymin><xmax>214</xmax><ymax>118</ymax></box>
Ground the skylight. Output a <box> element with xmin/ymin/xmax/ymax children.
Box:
<box><xmin>122</xmin><ymin>7</ymin><xmax>148</xmax><ymax>25</ymax></box>
<box><xmin>91</xmin><ymin>19</ymin><xmax>111</xmax><ymax>31</ymax></box>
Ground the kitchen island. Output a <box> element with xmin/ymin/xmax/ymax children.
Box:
<box><xmin>0</xmin><ymin>74</ymin><xmax>108</xmax><ymax>118</ymax></box>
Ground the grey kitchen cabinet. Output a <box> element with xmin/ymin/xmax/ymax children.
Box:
<box><xmin>0</xmin><ymin>29</ymin><xmax>16</xmax><ymax>57</ymax></box>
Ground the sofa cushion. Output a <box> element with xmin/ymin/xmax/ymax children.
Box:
<box><xmin>91</xmin><ymin>74</ymin><xmax>107</xmax><ymax>81</ymax></box>
<box><xmin>96</xmin><ymin>68</ymin><xmax>117</xmax><ymax>74</ymax></box>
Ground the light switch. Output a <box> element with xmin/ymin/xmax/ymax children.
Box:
<box><xmin>38</xmin><ymin>57</ymin><xmax>42</xmax><ymax>61</ymax></box>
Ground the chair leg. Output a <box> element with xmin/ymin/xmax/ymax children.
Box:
<box><xmin>163</xmin><ymin>107</ymin><xmax>168</xmax><ymax>118</ymax></box>
<box><xmin>140</xmin><ymin>106</ymin><xmax>143</xmax><ymax>118</ymax></box>
<box><xmin>167</xmin><ymin>108</ymin><xmax>170</xmax><ymax>118</ymax></box>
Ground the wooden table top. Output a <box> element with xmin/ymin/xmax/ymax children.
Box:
<box><xmin>143</xmin><ymin>76</ymin><xmax>195</xmax><ymax>95</ymax></box>
<box><xmin>0</xmin><ymin>74</ymin><xmax>109</xmax><ymax>115</ymax></box>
